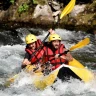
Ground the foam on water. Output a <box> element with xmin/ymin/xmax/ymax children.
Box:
<box><xmin>0</xmin><ymin>45</ymin><xmax>25</xmax><ymax>75</ymax></box>
<box><xmin>1</xmin><ymin>76</ymin><xmax>96</xmax><ymax>96</ymax></box>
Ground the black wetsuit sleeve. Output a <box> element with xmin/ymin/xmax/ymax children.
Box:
<box><xmin>21</xmin><ymin>53</ymin><xmax>31</xmax><ymax>69</ymax></box>
<box><xmin>24</xmin><ymin>52</ymin><xmax>31</xmax><ymax>60</ymax></box>
<box><xmin>63</xmin><ymin>45</ymin><xmax>65</xmax><ymax>48</ymax></box>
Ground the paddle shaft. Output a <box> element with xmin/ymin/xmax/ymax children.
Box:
<box><xmin>44</xmin><ymin>50</ymin><xmax>69</xmax><ymax>65</ymax></box>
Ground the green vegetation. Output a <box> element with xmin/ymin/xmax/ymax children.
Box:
<box><xmin>18</xmin><ymin>3</ymin><xmax>29</xmax><ymax>14</ymax></box>
<box><xmin>33</xmin><ymin>0</ymin><xmax>39</xmax><ymax>4</ymax></box>
<box><xmin>10</xmin><ymin>0</ymin><xmax>15</xmax><ymax>4</ymax></box>
<box><xmin>32</xmin><ymin>0</ymin><xmax>46</xmax><ymax>5</ymax></box>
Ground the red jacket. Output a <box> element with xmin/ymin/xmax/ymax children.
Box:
<box><xmin>25</xmin><ymin>39</ymin><xmax>44</xmax><ymax>64</ymax></box>
<box><xmin>44</xmin><ymin>44</ymin><xmax>68</xmax><ymax>70</ymax></box>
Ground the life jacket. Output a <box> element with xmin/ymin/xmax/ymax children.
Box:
<box><xmin>25</xmin><ymin>39</ymin><xmax>44</xmax><ymax>64</ymax></box>
<box><xmin>44</xmin><ymin>44</ymin><xmax>68</xmax><ymax>70</ymax></box>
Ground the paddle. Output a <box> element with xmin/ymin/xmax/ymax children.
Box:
<box><xmin>59</xmin><ymin>37</ymin><xmax>90</xmax><ymax>68</ymax></box>
<box><xmin>59</xmin><ymin>37</ymin><xmax>90</xmax><ymax>56</ymax></box>
<box><xmin>69</xmin><ymin>37</ymin><xmax>90</xmax><ymax>51</ymax></box>
<box><xmin>53</xmin><ymin>0</ymin><xmax>76</xmax><ymax>27</ymax></box>
<box><xmin>60</xmin><ymin>0</ymin><xmax>76</xmax><ymax>19</ymax></box>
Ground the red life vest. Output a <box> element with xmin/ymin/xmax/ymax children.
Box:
<box><xmin>25</xmin><ymin>39</ymin><xmax>44</xmax><ymax>64</ymax></box>
<box><xmin>44</xmin><ymin>44</ymin><xmax>68</xmax><ymax>70</ymax></box>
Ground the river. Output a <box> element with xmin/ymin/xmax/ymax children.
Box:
<box><xmin>0</xmin><ymin>28</ymin><xmax>96</xmax><ymax>96</ymax></box>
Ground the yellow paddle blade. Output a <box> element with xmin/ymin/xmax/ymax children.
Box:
<box><xmin>69</xmin><ymin>58</ymin><xmax>94</xmax><ymax>82</ymax></box>
<box><xmin>69</xmin><ymin>38</ymin><xmax>90</xmax><ymax>51</ymax></box>
<box><xmin>60</xmin><ymin>0</ymin><xmax>76</xmax><ymax>19</ymax></box>
<box><xmin>25</xmin><ymin>65</ymin><xmax>36</xmax><ymax>72</ymax></box>
<box><xmin>69</xmin><ymin>58</ymin><xmax>85</xmax><ymax>68</ymax></box>
<box><xmin>34</xmin><ymin>69</ymin><xmax>59</xmax><ymax>90</ymax></box>
<box><xmin>70</xmin><ymin>66</ymin><xmax>94</xmax><ymax>82</ymax></box>
<box><xmin>4</xmin><ymin>74</ymin><xmax>19</xmax><ymax>87</ymax></box>
<box><xmin>65</xmin><ymin>0</ymin><xmax>75</xmax><ymax>16</ymax></box>
<box><xmin>4</xmin><ymin>65</ymin><xmax>34</xmax><ymax>87</ymax></box>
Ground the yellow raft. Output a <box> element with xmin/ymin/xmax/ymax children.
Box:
<box><xmin>5</xmin><ymin>58</ymin><xmax>94</xmax><ymax>90</ymax></box>
<box><xmin>23</xmin><ymin>58</ymin><xmax>94</xmax><ymax>90</ymax></box>
<box><xmin>33</xmin><ymin>59</ymin><xmax>94</xmax><ymax>90</ymax></box>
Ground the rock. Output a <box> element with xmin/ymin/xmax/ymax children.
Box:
<box><xmin>33</xmin><ymin>4</ymin><xmax>54</xmax><ymax>24</ymax></box>
<box><xmin>51</xmin><ymin>1</ymin><xmax>61</xmax><ymax>11</ymax></box>
<box><xmin>52</xmin><ymin>10</ymin><xmax>61</xmax><ymax>16</ymax></box>
<box><xmin>32</xmin><ymin>0</ymin><xmax>46</xmax><ymax>5</ymax></box>
<box><xmin>70</xmin><ymin>5</ymin><xmax>86</xmax><ymax>17</ymax></box>
<box><xmin>33</xmin><ymin>4</ymin><xmax>53</xmax><ymax>18</ymax></box>
<box><xmin>0</xmin><ymin>10</ymin><xmax>6</xmax><ymax>21</ymax></box>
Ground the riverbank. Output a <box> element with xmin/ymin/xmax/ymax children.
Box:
<box><xmin>0</xmin><ymin>0</ymin><xmax>96</xmax><ymax>33</ymax></box>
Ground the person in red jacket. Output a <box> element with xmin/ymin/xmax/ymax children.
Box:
<box><xmin>22</xmin><ymin>34</ymin><xmax>44</xmax><ymax>68</ymax></box>
<box><xmin>43</xmin><ymin>32</ymin><xmax>73</xmax><ymax>71</ymax></box>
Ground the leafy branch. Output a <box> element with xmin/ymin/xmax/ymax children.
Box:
<box><xmin>18</xmin><ymin>3</ymin><xmax>29</xmax><ymax>14</ymax></box>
